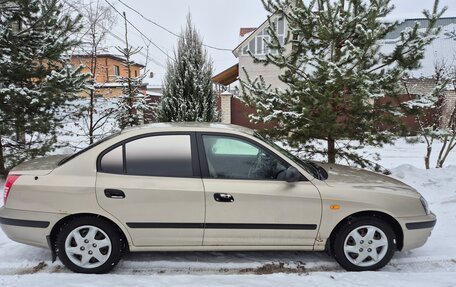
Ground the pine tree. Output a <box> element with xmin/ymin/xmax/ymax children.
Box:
<box><xmin>0</xmin><ymin>0</ymin><xmax>88</xmax><ymax>178</ymax></box>
<box><xmin>157</xmin><ymin>15</ymin><xmax>217</xmax><ymax>122</ymax></box>
<box><xmin>241</xmin><ymin>0</ymin><xmax>445</xmax><ymax>169</ymax></box>
<box><xmin>115</xmin><ymin>12</ymin><xmax>148</xmax><ymax>130</ymax></box>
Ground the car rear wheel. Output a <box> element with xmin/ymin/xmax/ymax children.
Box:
<box><xmin>56</xmin><ymin>217</ymin><xmax>123</xmax><ymax>273</ymax></box>
<box><xmin>333</xmin><ymin>217</ymin><xmax>396</xmax><ymax>271</ymax></box>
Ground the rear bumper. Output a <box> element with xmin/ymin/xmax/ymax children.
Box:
<box><xmin>0</xmin><ymin>207</ymin><xmax>64</xmax><ymax>249</ymax></box>
<box><xmin>397</xmin><ymin>212</ymin><xmax>436</xmax><ymax>251</ymax></box>
<box><xmin>0</xmin><ymin>217</ymin><xmax>50</xmax><ymax>228</ymax></box>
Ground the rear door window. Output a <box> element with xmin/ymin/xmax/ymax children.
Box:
<box><xmin>99</xmin><ymin>134</ymin><xmax>194</xmax><ymax>177</ymax></box>
<box><xmin>125</xmin><ymin>135</ymin><xmax>193</xmax><ymax>177</ymax></box>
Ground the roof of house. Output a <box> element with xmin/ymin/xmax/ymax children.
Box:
<box><xmin>95</xmin><ymin>82</ymin><xmax>147</xmax><ymax>88</ymax></box>
<box><xmin>71</xmin><ymin>53</ymin><xmax>145</xmax><ymax>68</ymax></box>
<box><xmin>238</xmin><ymin>27</ymin><xmax>257</xmax><ymax>45</ymax></box>
<box><xmin>385</xmin><ymin>17</ymin><xmax>456</xmax><ymax>40</ymax></box>
<box><xmin>240</xmin><ymin>27</ymin><xmax>257</xmax><ymax>37</ymax></box>
<box><xmin>146</xmin><ymin>90</ymin><xmax>162</xmax><ymax>97</ymax></box>
<box><xmin>232</xmin><ymin>16</ymin><xmax>456</xmax><ymax>77</ymax></box>
<box><xmin>212</xmin><ymin>64</ymin><xmax>239</xmax><ymax>86</ymax></box>
<box><xmin>233</xmin><ymin>15</ymin><xmax>276</xmax><ymax>56</ymax></box>
<box><xmin>382</xmin><ymin>17</ymin><xmax>456</xmax><ymax>77</ymax></box>
<box><xmin>234</xmin><ymin>16</ymin><xmax>456</xmax><ymax>52</ymax></box>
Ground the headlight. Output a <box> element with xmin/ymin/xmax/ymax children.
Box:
<box><xmin>420</xmin><ymin>197</ymin><xmax>430</xmax><ymax>215</ymax></box>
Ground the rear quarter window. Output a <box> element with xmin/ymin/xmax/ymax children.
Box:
<box><xmin>99</xmin><ymin>145</ymin><xmax>123</xmax><ymax>174</ymax></box>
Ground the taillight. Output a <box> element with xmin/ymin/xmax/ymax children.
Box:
<box><xmin>3</xmin><ymin>175</ymin><xmax>20</xmax><ymax>205</ymax></box>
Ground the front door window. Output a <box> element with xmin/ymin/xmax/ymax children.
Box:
<box><xmin>202</xmin><ymin>135</ymin><xmax>288</xmax><ymax>180</ymax></box>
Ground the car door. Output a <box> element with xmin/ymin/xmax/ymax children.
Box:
<box><xmin>198</xmin><ymin>133</ymin><xmax>322</xmax><ymax>246</ymax></box>
<box><xmin>95</xmin><ymin>132</ymin><xmax>205</xmax><ymax>246</ymax></box>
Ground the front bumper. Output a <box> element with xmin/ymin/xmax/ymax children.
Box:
<box><xmin>397</xmin><ymin>212</ymin><xmax>436</xmax><ymax>251</ymax></box>
<box><xmin>0</xmin><ymin>207</ymin><xmax>64</xmax><ymax>249</ymax></box>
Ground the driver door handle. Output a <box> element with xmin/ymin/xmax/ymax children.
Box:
<box><xmin>214</xmin><ymin>193</ymin><xmax>234</xmax><ymax>203</ymax></box>
<box><xmin>104</xmin><ymin>189</ymin><xmax>126</xmax><ymax>199</ymax></box>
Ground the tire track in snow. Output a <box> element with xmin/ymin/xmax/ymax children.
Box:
<box><xmin>0</xmin><ymin>256</ymin><xmax>454</xmax><ymax>276</ymax></box>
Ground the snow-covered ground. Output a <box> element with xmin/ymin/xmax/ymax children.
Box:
<box><xmin>0</xmin><ymin>140</ymin><xmax>455</xmax><ymax>286</ymax></box>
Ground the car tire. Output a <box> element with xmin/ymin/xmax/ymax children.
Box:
<box><xmin>56</xmin><ymin>216</ymin><xmax>124</xmax><ymax>274</ymax></box>
<box><xmin>333</xmin><ymin>217</ymin><xmax>396</xmax><ymax>271</ymax></box>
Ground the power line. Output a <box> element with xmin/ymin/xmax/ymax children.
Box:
<box><xmin>62</xmin><ymin>0</ymin><xmax>166</xmax><ymax>68</ymax></box>
<box><xmin>102</xmin><ymin>0</ymin><xmax>175</xmax><ymax>63</ymax></box>
<box><xmin>118</xmin><ymin>0</ymin><xmax>180</xmax><ymax>38</ymax></box>
<box><xmin>116</xmin><ymin>0</ymin><xmax>233</xmax><ymax>52</ymax></box>
<box><xmin>111</xmin><ymin>25</ymin><xmax>167</xmax><ymax>68</ymax></box>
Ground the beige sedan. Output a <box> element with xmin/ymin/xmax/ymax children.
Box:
<box><xmin>0</xmin><ymin>123</ymin><xmax>436</xmax><ymax>273</ymax></box>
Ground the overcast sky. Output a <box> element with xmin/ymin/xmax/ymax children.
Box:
<box><xmin>104</xmin><ymin>0</ymin><xmax>456</xmax><ymax>86</ymax></box>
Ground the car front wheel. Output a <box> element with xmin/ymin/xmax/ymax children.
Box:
<box><xmin>56</xmin><ymin>216</ymin><xmax>123</xmax><ymax>274</ymax></box>
<box><xmin>333</xmin><ymin>217</ymin><xmax>396</xmax><ymax>271</ymax></box>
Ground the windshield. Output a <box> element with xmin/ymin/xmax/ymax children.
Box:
<box><xmin>254</xmin><ymin>133</ymin><xmax>324</xmax><ymax>179</ymax></box>
<box><xmin>58</xmin><ymin>131</ymin><xmax>121</xmax><ymax>166</ymax></box>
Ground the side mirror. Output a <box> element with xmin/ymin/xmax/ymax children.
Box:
<box><xmin>285</xmin><ymin>166</ymin><xmax>302</xmax><ymax>183</ymax></box>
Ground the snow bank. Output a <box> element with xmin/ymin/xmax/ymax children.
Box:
<box><xmin>390</xmin><ymin>165</ymin><xmax>456</xmax><ymax>262</ymax></box>
<box><xmin>360</xmin><ymin>138</ymin><xmax>456</xmax><ymax>170</ymax></box>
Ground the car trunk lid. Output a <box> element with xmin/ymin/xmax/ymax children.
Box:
<box><xmin>10</xmin><ymin>155</ymin><xmax>70</xmax><ymax>175</ymax></box>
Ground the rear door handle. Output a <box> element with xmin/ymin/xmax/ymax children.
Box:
<box><xmin>214</xmin><ymin>193</ymin><xmax>234</xmax><ymax>203</ymax></box>
<box><xmin>104</xmin><ymin>189</ymin><xmax>126</xmax><ymax>199</ymax></box>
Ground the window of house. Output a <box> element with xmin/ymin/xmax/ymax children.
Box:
<box><xmin>113</xmin><ymin>65</ymin><xmax>120</xmax><ymax>76</ymax></box>
<box><xmin>134</xmin><ymin>70</ymin><xmax>138</xmax><ymax>77</ymax></box>
<box><xmin>242</xmin><ymin>17</ymin><xmax>285</xmax><ymax>56</ymax></box>
<box><xmin>11</xmin><ymin>17</ymin><xmax>22</xmax><ymax>32</ymax></box>
<box><xmin>202</xmin><ymin>135</ymin><xmax>288</xmax><ymax>180</ymax></box>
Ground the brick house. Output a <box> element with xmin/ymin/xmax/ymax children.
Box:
<box><xmin>70</xmin><ymin>54</ymin><xmax>146</xmax><ymax>98</ymax></box>
<box><xmin>213</xmin><ymin>17</ymin><xmax>456</xmax><ymax>132</ymax></box>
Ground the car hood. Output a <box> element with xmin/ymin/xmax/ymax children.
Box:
<box><xmin>318</xmin><ymin>163</ymin><xmax>420</xmax><ymax>197</ymax></box>
<box><xmin>11</xmin><ymin>155</ymin><xmax>69</xmax><ymax>175</ymax></box>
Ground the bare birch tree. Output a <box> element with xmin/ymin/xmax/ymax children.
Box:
<box><xmin>60</xmin><ymin>0</ymin><xmax>118</xmax><ymax>147</ymax></box>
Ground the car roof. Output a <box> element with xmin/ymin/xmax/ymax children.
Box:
<box><xmin>121</xmin><ymin>122</ymin><xmax>255</xmax><ymax>135</ymax></box>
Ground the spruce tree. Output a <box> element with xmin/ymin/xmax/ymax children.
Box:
<box><xmin>241</xmin><ymin>0</ymin><xmax>445</xmax><ymax>169</ymax></box>
<box><xmin>157</xmin><ymin>15</ymin><xmax>217</xmax><ymax>122</ymax></box>
<box><xmin>0</xmin><ymin>0</ymin><xmax>87</xmax><ymax>178</ymax></box>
